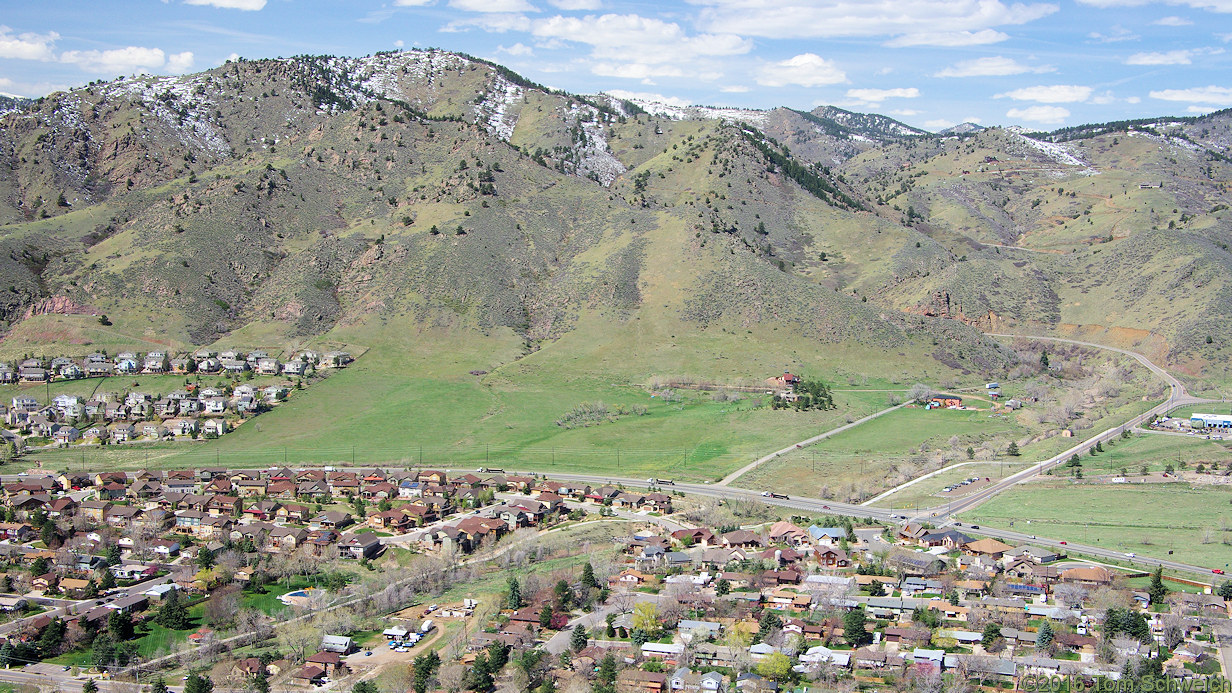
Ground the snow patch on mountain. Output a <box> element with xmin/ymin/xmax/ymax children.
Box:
<box><xmin>1009</xmin><ymin>131</ymin><xmax>1098</xmax><ymax>175</ymax></box>
<box><xmin>476</xmin><ymin>76</ymin><xmax>523</xmax><ymax>141</ymax></box>
<box><xmin>104</xmin><ymin>75</ymin><xmax>231</xmax><ymax>157</ymax></box>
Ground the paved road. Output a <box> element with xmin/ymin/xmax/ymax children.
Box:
<box><xmin>716</xmin><ymin>402</ymin><xmax>909</xmax><ymax>486</ymax></box>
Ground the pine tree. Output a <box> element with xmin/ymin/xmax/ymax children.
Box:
<box><xmin>581</xmin><ymin>562</ymin><xmax>598</xmax><ymax>589</ymax></box>
<box><xmin>156</xmin><ymin>588</ymin><xmax>190</xmax><ymax>630</ymax></box>
<box><xmin>571</xmin><ymin>624</ymin><xmax>588</xmax><ymax>653</ymax></box>
<box><xmin>1007</xmin><ymin>441</ymin><xmax>1020</xmax><ymax>456</ymax></box>
<box><xmin>538</xmin><ymin>605</ymin><xmax>552</xmax><ymax>628</ymax></box>
<box><xmin>1148</xmin><ymin>566</ymin><xmax>1168</xmax><ymax>605</ymax></box>
<box><xmin>843</xmin><ymin>607</ymin><xmax>868</xmax><ymax>647</ymax></box>
<box><xmin>1037</xmin><ymin>620</ymin><xmax>1054</xmax><ymax>650</ymax></box>
<box><xmin>150</xmin><ymin>677</ymin><xmax>169</xmax><ymax>693</ymax></box>
<box><xmin>506</xmin><ymin>576</ymin><xmax>522</xmax><ymax>610</ymax></box>
<box><xmin>82</xmin><ymin>681</ymin><xmax>98</xmax><ymax>693</ymax></box>
<box><xmin>981</xmin><ymin>623</ymin><xmax>1002</xmax><ymax>648</ymax></box>
<box><xmin>184</xmin><ymin>673</ymin><xmax>214</xmax><ymax>693</ymax></box>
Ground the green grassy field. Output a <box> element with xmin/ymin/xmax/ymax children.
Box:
<box><xmin>25</xmin><ymin>322</ymin><xmax>910</xmax><ymax>479</ymax></box>
<box><xmin>962</xmin><ymin>481</ymin><xmax>1232</xmax><ymax>569</ymax></box>
<box><xmin>1069</xmin><ymin>432</ymin><xmax>1232</xmax><ymax>475</ymax></box>
<box><xmin>730</xmin><ymin>404</ymin><xmax>1027</xmax><ymax>502</ymax></box>
<box><xmin>870</xmin><ymin>460</ymin><xmax>1033</xmax><ymax>509</ymax></box>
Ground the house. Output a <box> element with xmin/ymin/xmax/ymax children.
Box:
<box><xmin>963</xmin><ymin>538</ymin><xmax>1015</xmax><ymax>559</ymax></box>
<box><xmin>320</xmin><ymin>634</ymin><xmax>355</xmax><ymax>654</ymax></box>
<box><xmin>338</xmin><ymin>532</ymin><xmax>382</xmax><ymax>560</ymax></box>
<box><xmin>928</xmin><ymin>395</ymin><xmax>962</xmax><ymax>408</ymax></box>
<box><xmin>306</xmin><ymin>650</ymin><xmax>347</xmax><ymax>675</ymax></box>
<box><xmin>1060</xmin><ymin>566</ymin><xmax>1112</xmax><ymax>586</ymax></box>
<box><xmin>291</xmin><ymin>666</ymin><xmax>326</xmax><ymax>686</ymax></box>
<box><xmin>618</xmin><ymin>670</ymin><xmax>668</xmax><ymax>693</ymax></box>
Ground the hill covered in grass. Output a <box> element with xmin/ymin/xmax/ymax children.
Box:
<box><xmin>0</xmin><ymin>49</ymin><xmax>1229</xmax><ymax>465</ymax></box>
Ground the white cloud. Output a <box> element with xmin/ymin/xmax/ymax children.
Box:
<box><xmin>165</xmin><ymin>51</ymin><xmax>195</xmax><ymax>74</ymax></box>
<box><xmin>885</xmin><ymin>29</ymin><xmax>1008</xmax><ymax>46</ymax></box>
<box><xmin>845</xmin><ymin>87</ymin><xmax>920</xmax><ymax>103</ymax></box>
<box><xmin>1087</xmin><ymin>25</ymin><xmax>1139</xmax><ymax>42</ymax></box>
<box><xmin>592</xmin><ymin>62</ymin><xmax>685</xmax><ymax>80</ymax></box>
<box><xmin>924</xmin><ymin>118</ymin><xmax>956</xmax><ymax>129</ymax></box>
<box><xmin>1221</xmin><ymin>32</ymin><xmax>1232</xmax><ymax>40</ymax></box>
<box><xmin>223</xmin><ymin>52</ymin><xmax>240</xmax><ymax>63</ymax></box>
<box><xmin>394</xmin><ymin>40</ymin><xmax>405</xmax><ymax>48</ymax></box>
<box><xmin>496</xmin><ymin>42</ymin><xmax>534</xmax><ymax>55</ymax></box>
<box><xmin>0</xmin><ymin>26</ymin><xmax>59</xmax><ymax>61</ymax></box>
<box><xmin>934</xmin><ymin>56</ymin><xmax>1054</xmax><ymax>77</ymax></box>
<box><xmin>1126</xmin><ymin>47</ymin><xmax>1222</xmax><ymax>64</ymax></box>
<box><xmin>450</xmin><ymin>0</ymin><xmax>538</xmax><ymax>11</ymax></box>
<box><xmin>442</xmin><ymin>13</ymin><xmax>532</xmax><ymax>31</ymax></box>
<box><xmin>60</xmin><ymin>46</ymin><xmax>169</xmax><ymax>74</ymax></box>
<box><xmin>1188</xmin><ymin>104</ymin><xmax>1220</xmax><ymax>112</ymax></box>
<box><xmin>0</xmin><ymin>76</ymin><xmax>69</xmax><ymax>98</ymax></box>
<box><xmin>548</xmin><ymin>0</ymin><xmax>601</xmax><ymax>8</ymax></box>
<box><xmin>183</xmin><ymin>0</ymin><xmax>267</xmax><ymax>9</ymax></box>
<box><xmin>1127</xmin><ymin>96</ymin><xmax>1141</xmax><ymax>103</ymax></box>
<box><xmin>603</xmin><ymin>89</ymin><xmax>691</xmax><ymax>107</ymax></box>
<box><xmin>1150</xmin><ymin>85</ymin><xmax>1232</xmax><ymax>105</ymax></box>
<box><xmin>1154</xmin><ymin>14</ymin><xmax>1193</xmax><ymax>23</ymax></box>
<box><xmin>689</xmin><ymin>0</ymin><xmax>1058</xmax><ymax>41</ymax></box>
<box><xmin>1077</xmin><ymin>0</ymin><xmax>1232</xmax><ymax>12</ymax></box>
<box><xmin>1006</xmin><ymin>105</ymin><xmax>1070</xmax><ymax>124</ymax></box>
<box><xmin>997</xmin><ymin>84</ymin><xmax>1093</xmax><ymax>102</ymax></box>
<box><xmin>529</xmin><ymin>13</ymin><xmax>749</xmax><ymax>80</ymax></box>
<box><xmin>756</xmin><ymin>53</ymin><xmax>846</xmax><ymax>87</ymax></box>
<box><xmin>888</xmin><ymin>108</ymin><xmax>920</xmax><ymax>116</ymax></box>
<box><xmin>720</xmin><ymin>85</ymin><xmax>750</xmax><ymax>93</ymax></box>
<box><xmin>394</xmin><ymin>0</ymin><xmax>435</xmax><ymax>5</ymax></box>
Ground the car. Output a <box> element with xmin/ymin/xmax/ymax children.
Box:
<box><xmin>1126</xmin><ymin>552</ymin><xmax>1136</xmax><ymax>558</ymax></box>
<box><xmin>761</xmin><ymin>491</ymin><xmax>772</xmax><ymax>497</ymax></box>
<box><xmin>1031</xmin><ymin>535</ymin><xmax>1037</xmax><ymax>539</ymax></box>
<box><xmin>1059</xmin><ymin>541</ymin><xmax>1067</xmax><ymax>545</ymax></box>
<box><xmin>365</xmin><ymin>650</ymin><xmax>373</xmax><ymax>656</ymax></box>
<box><xmin>63</xmin><ymin>666</ymin><xmax>71</xmax><ymax>671</ymax></box>
<box><xmin>1214</xmin><ymin>569</ymin><xmax>1225</xmax><ymax>575</ymax></box>
<box><xmin>970</xmin><ymin>525</ymin><xmax>980</xmax><ymax>530</ymax></box>
<box><xmin>821</xmin><ymin>505</ymin><xmax>830</xmax><ymax>510</ymax></box>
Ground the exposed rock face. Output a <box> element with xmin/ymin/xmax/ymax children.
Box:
<box><xmin>22</xmin><ymin>296</ymin><xmax>96</xmax><ymax>320</ymax></box>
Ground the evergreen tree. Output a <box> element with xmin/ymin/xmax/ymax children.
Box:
<box><xmin>1037</xmin><ymin>620</ymin><xmax>1054</xmax><ymax>650</ymax></box>
<box><xmin>150</xmin><ymin>677</ymin><xmax>169</xmax><ymax>693</ymax></box>
<box><xmin>156</xmin><ymin>587</ymin><xmax>190</xmax><ymax>629</ymax></box>
<box><xmin>487</xmin><ymin>642</ymin><xmax>508</xmax><ymax>670</ymax></box>
<box><xmin>1147</xmin><ymin>566</ymin><xmax>1168</xmax><ymax>605</ymax></box>
<box><xmin>605</xmin><ymin>613</ymin><xmax>617</xmax><ymax>637</ymax></box>
<box><xmin>352</xmin><ymin>682</ymin><xmax>379</xmax><ymax>693</ymax></box>
<box><xmin>715</xmin><ymin>578</ymin><xmax>730</xmax><ymax>596</ymax></box>
<box><xmin>1218</xmin><ymin>581</ymin><xmax>1232</xmax><ymax>600</ymax></box>
<box><xmin>251</xmin><ymin>671</ymin><xmax>271</xmax><ymax>693</ymax></box>
<box><xmin>82</xmin><ymin>681</ymin><xmax>98</xmax><ymax>693</ymax></box>
<box><xmin>184</xmin><ymin>673</ymin><xmax>214</xmax><ymax>693</ymax></box>
<box><xmin>106</xmin><ymin>544</ymin><xmax>122</xmax><ymax>566</ymax></box>
<box><xmin>1040</xmin><ymin>350</ymin><xmax>1050</xmax><ymax>368</ymax></box>
<box><xmin>581</xmin><ymin>562</ymin><xmax>599</xmax><ymax>589</ymax></box>
<box><xmin>1007</xmin><ymin>441</ymin><xmax>1020</xmax><ymax>456</ymax></box>
<box><xmin>981</xmin><ymin>623</ymin><xmax>1002</xmax><ymax>648</ymax></box>
<box><xmin>571</xmin><ymin>625</ymin><xmax>589</xmax><ymax>653</ymax></box>
<box><xmin>538</xmin><ymin>605</ymin><xmax>552</xmax><ymax>628</ymax></box>
<box><xmin>99</xmin><ymin>570</ymin><xmax>115</xmax><ymax>591</ymax></box>
<box><xmin>843</xmin><ymin>607</ymin><xmax>868</xmax><ymax>647</ymax></box>
<box><xmin>868</xmin><ymin>581</ymin><xmax>885</xmax><ymax>597</ymax></box>
<box><xmin>506</xmin><ymin>576</ymin><xmax>522</xmax><ymax>610</ymax></box>
<box><xmin>196</xmin><ymin>546</ymin><xmax>215</xmax><ymax>570</ymax></box>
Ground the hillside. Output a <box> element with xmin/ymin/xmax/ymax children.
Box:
<box><xmin>0</xmin><ymin>49</ymin><xmax>1229</xmax><ymax>466</ymax></box>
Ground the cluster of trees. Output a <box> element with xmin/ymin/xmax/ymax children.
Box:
<box><xmin>770</xmin><ymin>379</ymin><xmax>835</xmax><ymax>411</ymax></box>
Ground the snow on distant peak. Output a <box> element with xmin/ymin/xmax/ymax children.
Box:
<box><xmin>602</xmin><ymin>92</ymin><xmax>768</xmax><ymax>128</ymax></box>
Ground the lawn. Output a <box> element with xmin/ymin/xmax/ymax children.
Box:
<box><xmin>961</xmin><ymin>481</ymin><xmax>1232</xmax><ymax>570</ymax></box>
<box><xmin>241</xmin><ymin>577</ymin><xmax>315</xmax><ymax>615</ymax></box>
<box><xmin>730</xmin><ymin>404</ymin><xmax>1028</xmax><ymax>502</ymax></box>
<box><xmin>48</xmin><ymin>602</ymin><xmax>207</xmax><ymax>666</ymax></box>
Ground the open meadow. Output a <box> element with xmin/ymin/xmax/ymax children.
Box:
<box><xmin>961</xmin><ymin>480</ymin><xmax>1232</xmax><ymax>569</ymax></box>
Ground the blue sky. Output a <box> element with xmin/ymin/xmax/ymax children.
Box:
<box><xmin>1</xmin><ymin>0</ymin><xmax>1229</xmax><ymax>131</ymax></box>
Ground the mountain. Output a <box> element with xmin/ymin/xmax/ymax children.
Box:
<box><xmin>0</xmin><ymin>49</ymin><xmax>1229</xmax><ymax>390</ymax></box>
<box><xmin>938</xmin><ymin>122</ymin><xmax>985</xmax><ymax>135</ymax></box>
